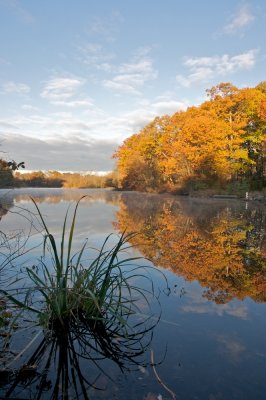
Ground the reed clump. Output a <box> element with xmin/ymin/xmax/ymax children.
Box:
<box><xmin>1</xmin><ymin>197</ymin><xmax>157</xmax><ymax>338</ymax></box>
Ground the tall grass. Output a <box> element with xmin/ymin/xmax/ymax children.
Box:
<box><xmin>1</xmin><ymin>196</ymin><xmax>160</xmax><ymax>337</ymax></box>
<box><xmin>0</xmin><ymin>196</ymin><xmax>167</xmax><ymax>399</ymax></box>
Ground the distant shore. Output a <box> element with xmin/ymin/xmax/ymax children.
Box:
<box><xmin>2</xmin><ymin>185</ymin><xmax>265</xmax><ymax>204</ymax></box>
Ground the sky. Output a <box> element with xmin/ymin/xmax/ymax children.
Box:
<box><xmin>0</xmin><ymin>0</ymin><xmax>265</xmax><ymax>172</ymax></box>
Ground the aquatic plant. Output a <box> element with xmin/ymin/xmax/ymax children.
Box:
<box><xmin>1</xmin><ymin>196</ymin><xmax>159</xmax><ymax>337</ymax></box>
<box><xmin>1</xmin><ymin>311</ymin><xmax>157</xmax><ymax>400</ymax></box>
<box><xmin>0</xmin><ymin>196</ymin><xmax>165</xmax><ymax>399</ymax></box>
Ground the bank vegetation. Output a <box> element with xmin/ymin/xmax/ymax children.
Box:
<box><xmin>114</xmin><ymin>82</ymin><xmax>266</xmax><ymax>195</ymax></box>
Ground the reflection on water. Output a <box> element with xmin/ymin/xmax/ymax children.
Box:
<box><xmin>1</xmin><ymin>309</ymin><xmax>157</xmax><ymax>399</ymax></box>
<box><xmin>1</xmin><ymin>188</ymin><xmax>266</xmax><ymax>399</ymax></box>
<box><xmin>114</xmin><ymin>192</ymin><xmax>266</xmax><ymax>303</ymax></box>
<box><xmin>0</xmin><ymin>188</ymin><xmax>124</xmax><ymax>254</ymax></box>
<box><xmin>0</xmin><ymin>187</ymin><xmax>120</xmax><ymax>205</ymax></box>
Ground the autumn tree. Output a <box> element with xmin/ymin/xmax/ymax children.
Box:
<box><xmin>114</xmin><ymin>82</ymin><xmax>266</xmax><ymax>192</ymax></box>
<box><xmin>204</xmin><ymin>84</ymin><xmax>266</xmax><ymax>181</ymax></box>
<box><xmin>114</xmin><ymin>116</ymin><xmax>171</xmax><ymax>191</ymax></box>
<box><xmin>168</xmin><ymin>106</ymin><xmax>245</xmax><ymax>182</ymax></box>
<box><xmin>256</xmin><ymin>81</ymin><xmax>266</xmax><ymax>95</ymax></box>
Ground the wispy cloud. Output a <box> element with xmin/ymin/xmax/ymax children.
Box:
<box><xmin>1</xmin><ymin>87</ymin><xmax>187</xmax><ymax>147</ymax></box>
<box><xmin>176</xmin><ymin>49</ymin><xmax>257</xmax><ymax>87</ymax></box>
<box><xmin>51</xmin><ymin>99</ymin><xmax>94</xmax><ymax>108</ymax></box>
<box><xmin>224</xmin><ymin>4</ymin><xmax>255</xmax><ymax>35</ymax></box>
<box><xmin>40</xmin><ymin>76</ymin><xmax>93</xmax><ymax>108</ymax></box>
<box><xmin>182</xmin><ymin>290</ymin><xmax>248</xmax><ymax>319</ymax></box>
<box><xmin>21</xmin><ymin>104</ymin><xmax>39</xmax><ymax>112</ymax></box>
<box><xmin>7</xmin><ymin>114</ymin><xmax>103</xmax><ymax>136</ymax></box>
<box><xmin>0</xmin><ymin>0</ymin><xmax>34</xmax><ymax>24</ymax></box>
<box><xmin>152</xmin><ymin>100</ymin><xmax>187</xmax><ymax>114</ymax></box>
<box><xmin>77</xmin><ymin>42</ymin><xmax>115</xmax><ymax>70</ymax></box>
<box><xmin>105</xmin><ymin>98</ymin><xmax>187</xmax><ymax>137</ymax></box>
<box><xmin>102</xmin><ymin>50</ymin><xmax>158</xmax><ymax>95</ymax></box>
<box><xmin>217</xmin><ymin>335</ymin><xmax>246</xmax><ymax>361</ymax></box>
<box><xmin>1</xmin><ymin>81</ymin><xmax>30</xmax><ymax>94</ymax></box>
<box><xmin>182</xmin><ymin>303</ymin><xmax>248</xmax><ymax>319</ymax></box>
<box><xmin>87</xmin><ymin>12</ymin><xmax>124</xmax><ymax>42</ymax></box>
<box><xmin>41</xmin><ymin>77</ymin><xmax>84</xmax><ymax>102</ymax></box>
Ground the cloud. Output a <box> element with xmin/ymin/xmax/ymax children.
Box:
<box><xmin>21</xmin><ymin>104</ymin><xmax>39</xmax><ymax>112</ymax></box>
<box><xmin>4</xmin><ymin>114</ymin><xmax>105</xmax><ymax>138</ymax></box>
<box><xmin>87</xmin><ymin>12</ymin><xmax>124</xmax><ymax>42</ymax></box>
<box><xmin>106</xmin><ymin>110</ymin><xmax>157</xmax><ymax>134</ymax></box>
<box><xmin>78</xmin><ymin>43</ymin><xmax>157</xmax><ymax>95</ymax></box>
<box><xmin>40</xmin><ymin>76</ymin><xmax>94</xmax><ymax>108</ymax></box>
<box><xmin>224</xmin><ymin>4</ymin><xmax>255</xmax><ymax>35</ymax></box>
<box><xmin>0</xmin><ymin>120</ymin><xmax>19</xmax><ymax>130</ymax></box>
<box><xmin>182</xmin><ymin>294</ymin><xmax>249</xmax><ymax>319</ymax></box>
<box><xmin>105</xmin><ymin>99</ymin><xmax>187</xmax><ymax>137</ymax></box>
<box><xmin>0</xmin><ymin>107</ymin><xmax>116</xmax><ymax>146</ymax></box>
<box><xmin>51</xmin><ymin>99</ymin><xmax>94</xmax><ymax>108</ymax></box>
<box><xmin>2</xmin><ymin>81</ymin><xmax>30</xmax><ymax>94</ymax></box>
<box><xmin>0</xmin><ymin>87</ymin><xmax>187</xmax><ymax>170</ymax></box>
<box><xmin>11</xmin><ymin>115</ymin><xmax>52</xmax><ymax>128</ymax></box>
<box><xmin>41</xmin><ymin>77</ymin><xmax>84</xmax><ymax>102</ymax></box>
<box><xmin>0</xmin><ymin>0</ymin><xmax>34</xmax><ymax>24</ymax></box>
<box><xmin>103</xmin><ymin>78</ymin><xmax>141</xmax><ymax>95</ymax></box>
<box><xmin>182</xmin><ymin>303</ymin><xmax>248</xmax><ymax>319</ymax></box>
<box><xmin>181</xmin><ymin>289</ymin><xmax>248</xmax><ymax>319</ymax></box>
<box><xmin>1</xmin><ymin>133</ymin><xmax>118</xmax><ymax>171</ymax></box>
<box><xmin>77</xmin><ymin>42</ymin><xmax>115</xmax><ymax>69</ymax></box>
<box><xmin>217</xmin><ymin>335</ymin><xmax>246</xmax><ymax>361</ymax></box>
<box><xmin>176</xmin><ymin>49</ymin><xmax>257</xmax><ymax>87</ymax></box>
<box><xmin>152</xmin><ymin>100</ymin><xmax>188</xmax><ymax>114</ymax></box>
<box><xmin>103</xmin><ymin>56</ymin><xmax>157</xmax><ymax>95</ymax></box>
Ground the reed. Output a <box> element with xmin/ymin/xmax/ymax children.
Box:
<box><xmin>1</xmin><ymin>197</ymin><xmax>158</xmax><ymax>337</ymax></box>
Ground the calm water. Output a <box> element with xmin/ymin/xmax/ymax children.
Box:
<box><xmin>0</xmin><ymin>188</ymin><xmax>266</xmax><ymax>400</ymax></box>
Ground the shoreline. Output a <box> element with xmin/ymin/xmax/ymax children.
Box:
<box><xmin>0</xmin><ymin>185</ymin><xmax>265</xmax><ymax>203</ymax></box>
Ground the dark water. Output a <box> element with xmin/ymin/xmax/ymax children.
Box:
<box><xmin>0</xmin><ymin>188</ymin><xmax>265</xmax><ymax>399</ymax></box>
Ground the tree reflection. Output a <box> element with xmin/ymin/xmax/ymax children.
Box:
<box><xmin>114</xmin><ymin>193</ymin><xmax>266</xmax><ymax>303</ymax></box>
<box><xmin>0</xmin><ymin>190</ymin><xmax>163</xmax><ymax>399</ymax></box>
<box><xmin>2</xmin><ymin>188</ymin><xmax>122</xmax><ymax>206</ymax></box>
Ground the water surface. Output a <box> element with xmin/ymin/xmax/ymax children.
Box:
<box><xmin>0</xmin><ymin>188</ymin><xmax>265</xmax><ymax>400</ymax></box>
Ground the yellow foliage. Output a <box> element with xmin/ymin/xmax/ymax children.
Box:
<box><xmin>114</xmin><ymin>82</ymin><xmax>266</xmax><ymax>191</ymax></box>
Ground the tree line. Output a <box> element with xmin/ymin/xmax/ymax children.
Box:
<box><xmin>0</xmin><ymin>169</ymin><xmax>115</xmax><ymax>189</ymax></box>
<box><xmin>1</xmin><ymin>81</ymin><xmax>265</xmax><ymax>192</ymax></box>
<box><xmin>114</xmin><ymin>82</ymin><xmax>266</xmax><ymax>193</ymax></box>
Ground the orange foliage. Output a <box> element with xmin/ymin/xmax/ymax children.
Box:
<box><xmin>114</xmin><ymin>82</ymin><xmax>266</xmax><ymax>192</ymax></box>
<box><xmin>114</xmin><ymin>194</ymin><xmax>266</xmax><ymax>303</ymax></box>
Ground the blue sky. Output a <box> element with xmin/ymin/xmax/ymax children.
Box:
<box><xmin>0</xmin><ymin>0</ymin><xmax>265</xmax><ymax>171</ymax></box>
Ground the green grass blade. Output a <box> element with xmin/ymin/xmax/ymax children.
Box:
<box><xmin>30</xmin><ymin>197</ymin><xmax>61</xmax><ymax>271</ymax></box>
<box><xmin>60</xmin><ymin>206</ymin><xmax>70</xmax><ymax>270</ymax></box>
<box><xmin>66</xmin><ymin>196</ymin><xmax>87</xmax><ymax>267</ymax></box>
<box><xmin>0</xmin><ymin>289</ymin><xmax>41</xmax><ymax>314</ymax></box>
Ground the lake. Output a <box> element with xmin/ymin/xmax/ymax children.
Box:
<box><xmin>0</xmin><ymin>188</ymin><xmax>266</xmax><ymax>400</ymax></box>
